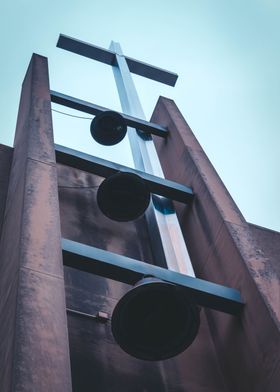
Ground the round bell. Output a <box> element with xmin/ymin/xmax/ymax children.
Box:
<box><xmin>111</xmin><ymin>277</ymin><xmax>200</xmax><ymax>361</ymax></box>
<box><xmin>90</xmin><ymin>111</ymin><xmax>127</xmax><ymax>146</ymax></box>
<box><xmin>97</xmin><ymin>172</ymin><xmax>150</xmax><ymax>222</ymax></box>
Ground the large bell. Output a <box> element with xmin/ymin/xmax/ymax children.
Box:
<box><xmin>90</xmin><ymin>111</ymin><xmax>127</xmax><ymax>145</ymax></box>
<box><xmin>97</xmin><ymin>172</ymin><xmax>150</xmax><ymax>221</ymax></box>
<box><xmin>111</xmin><ymin>277</ymin><xmax>200</xmax><ymax>361</ymax></box>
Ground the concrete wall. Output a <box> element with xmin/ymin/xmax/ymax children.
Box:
<box><xmin>0</xmin><ymin>55</ymin><xmax>279</xmax><ymax>391</ymax></box>
<box><xmin>151</xmin><ymin>96</ymin><xmax>280</xmax><ymax>392</ymax></box>
<box><xmin>0</xmin><ymin>55</ymin><xmax>72</xmax><ymax>392</ymax></box>
<box><xmin>0</xmin><ymin>144</ymin><xmax>13</xmax><ymax>238</ymax></box>
<box><xmin>58</xmin><ymin>164</ymin><xmax>228</xmax><ymax>392</ymax></box>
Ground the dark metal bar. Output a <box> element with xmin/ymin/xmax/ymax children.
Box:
<box><xmin>57</xmin><ymin>34</ymin><xmax>115</xmax><ymax>65</ymax></box>
<box><xmin>55</xmin><ymin>144</ymin><xmax>194</xmax><ymax>204</ymax></box>
<box><xmin>125</xmin><ymin>56</ymin><xmax>178</xmax><ymax>87</ymax></box>
<box><xmin>50</xmin><ymin>90</ymin><xmax>168</xmax><ymax>138</ymax></box>
<box><xmin>57</xmin><ymin>34</ymin><xmax>178</xmax><ymax>86</ymax></box>
<box><xmin>62</xmin><ymin>238</ymin><xmax>244</xmax><ymax>315</ymax></box>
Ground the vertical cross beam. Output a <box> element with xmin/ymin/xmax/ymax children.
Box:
<box><xmin>57</xmin><ymin>34</ymin><xmax>194</xmax><ymax>276</ymax></box>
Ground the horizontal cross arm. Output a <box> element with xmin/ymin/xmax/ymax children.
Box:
<box><xmin>62</xmin><ymin>238</ymin><xmax>244</xmax><ymax>315</ymax></box>
<box><xmin>50</xmin><ymin>90</ymin><xmax>168</xmax><ymax>137</ymax></box>
<box><xmin>125</xmin><ymin>56</ymin><xmax>178</xmax><ymax>87</ymax></box>
<box><xmin>57</xmin><ymin>34</ymin><xmax>178</xmax><ymax>86</ymax></box>
<box><xmin>55</xmin><ymin>144</ymin><xmax>194</xmax><ymax>204</ymax></box>
<box><xmin>57</xmin><ymin>34</ymin><xmax>115</xmax><ymax>65</ymax></box>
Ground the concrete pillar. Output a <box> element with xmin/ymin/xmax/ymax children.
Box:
<box><xmin>151</xmin><ymin>97</ymin><xmax>280</xmax><ymax>392</ymax></box>
<box><xmin>0</xmin><ymin>54</ymin><xmax>72</xmax><ymax>392</ymax></box>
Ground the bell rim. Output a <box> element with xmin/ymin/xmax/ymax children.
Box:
<box><xmin>97</xmin><ymin>172</ymin><xmax>151</xmax><ymax>222</ymax></box>
<box><xmin>111</xmin><ymin>280</ymin><xmax>200</xmax><ymax>361</ymax></box>
<box><xmin>90</xmin><ymin>110</ymin><xmax>127</xmax><ymax>146</ymax></box>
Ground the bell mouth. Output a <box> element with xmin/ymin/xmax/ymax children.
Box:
<box><xmin>90</xmin><ymin>111</ymin><xmax>127</xmax><ymax>146</ymax></box>
<box><xmin>97</xmin><ymin>172</ymin><xmax>150</xmax><ymax>222</ymax></box>
<box><xmin>111</xmin><ymin>278</ymin><xmax>200</xmax><ymax>361</ymax></box>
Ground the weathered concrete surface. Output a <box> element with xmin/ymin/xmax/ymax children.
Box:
<box><xmin>59</xmin><ymin>165</ymin><xmax>229</xmax><ymax>391</ymax></box>
<box><xmin>0</xmin><ymin>55</ymin><xmax>72</xmax><ymax>391</ymax></box>
<box><xmin>151</xmin><ymin>96</ymin><xmax>280</xmax><ymax>392</ymax></box>
<box><xmin>0</xmin><ymin>144</ymin><xmax>13</xmax><ymax>239</ymax></box>
<box><xmin>64</xmin><ymin>270</ymin><xmax>228</xmax><ymax>392</ymax></box>
<box><xmin>249</xmin><ymin>223</ymin><xmax>280</xmax><ymax>317</ymax></box>
<box><xmin>67</xmin><ymin>302</ymin><xmax>228</xmax><ymax>392</ymax></box>
<box><xmin>2</xmin><ymin>53</ymin><xmax>279</xmax><ymax>391</ymax></box>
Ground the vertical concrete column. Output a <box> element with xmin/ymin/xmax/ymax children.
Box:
<box><xmin>151</xmin><ymin>97</ymin><xmax>280</xmax><ymax>391</ymax></box>
<box><xmin>0</xmin><ymin>54</ymin><xmax>72</xmax><ymax>391</ymax></box>
<box><xmin>0</xmin><ymin>145</ymin><xmax>13</xmax><ymax>238</ymax></box>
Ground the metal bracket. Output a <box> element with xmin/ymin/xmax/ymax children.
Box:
<box><xmin>51</xmin><ymin>90</ymin><xmax>168</xmax><ymax>138</ymax></box>
<box><xmin>55</xmin><ymin>144</ymin><xmax>194</xmax><ymax>205</ymax></box>
<box><xmin>62</xmin><ymin>238</ymin><xmax>244</xmax><ymax>315</ymax></box>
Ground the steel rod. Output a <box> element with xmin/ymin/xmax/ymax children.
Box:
<box><xmin>110</xmin><ymin>41</ymin><xmax>195</xmax><ymax>276</ymax></box>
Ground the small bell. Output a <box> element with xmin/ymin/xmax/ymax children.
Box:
<box><xmin>90</xmin><ymin>111</ymin><xmax>127</xmax><ymax>145</ymax></box>
<box><xmin>111</xmin><ymin>277</ymin><xmax>200</xmax><ymax>360</ymax></box>
<box><xmin>97</xmin><ymin>172</ymin><xmax>150</xmax><ymax>222</ymax></box>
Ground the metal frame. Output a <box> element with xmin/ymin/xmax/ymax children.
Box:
<box><xmin>55</xmin><ymin>144</ymin><xmax>194</xmax><ymax>204</ymax></box>
<box><xmin>62</xmin><ymin>238</ymin><xmax>244</xmax><ymax>315</ymax></box>
<box><xmin>50</xmin><ymin>90</ymin><xmax>168</xmax><ymax>138</ymax></box>
<box><xmin>55</xmin><ymin>34</ymin><xmax>245</xmax><ymax>314</ymax></box>
<box><xmin>55</xmin><ymin>34</ymin><xmax>194</xmax><ymax>274</ymax></box>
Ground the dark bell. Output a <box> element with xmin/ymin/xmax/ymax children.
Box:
<box><xmin>111</xmin><ymin>277</ymin><xmax>200</xmax><ymax>361</ymax></box>
<box><xmin>90</xmin><ymin>111</ymin><xmax>127</xmax><ymax>146</ymax></box>
<box><xmin>97</xmin><ymin>172</ymin><xmax>150</xmax><ymax>222</ymax></box>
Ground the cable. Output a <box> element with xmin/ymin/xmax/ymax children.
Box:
<box><xmin>58</xmin><ymin>185</ymin><xmax>99</xmax><ymax>189</ymax></box>
<box><xmin>51</xmin><ymin>108</ymin><xmax>93</xmax><ymax>120</ymax></box>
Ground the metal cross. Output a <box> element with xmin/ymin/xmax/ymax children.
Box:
<box><xmin>57</xmin><ymin>34</ymin><xmax>195</xmax><ymax>277</ymax></box>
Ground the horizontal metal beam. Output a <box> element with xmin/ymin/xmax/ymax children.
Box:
<box><xmin>55</xmin><ymin>144</ymin><xmax>194</xmax><ymax>204</ymax></box>
<box><xmin>57</xmin><ymin>34</ymin><xmax>115</xmax><ymax>65</ymax></box>
<box><xmin>125</xmin><ymin>56</ymin><xmax>178</xmax><ymax>87</ymax></box>
<box><xmin>50</xmin><ymin>90</ymin><xmax>168</xmax><ymax>138</ymax></box>
<box><xmin>62</xmin><ymin>238</ymin><xmax>244</xmax><ymax>315</ymax></box>
<box><xmin>57</xmin><ymin>34</ymin><xmax>178</xmax><ymax>86</ymax></box>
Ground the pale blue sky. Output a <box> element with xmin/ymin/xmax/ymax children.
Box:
<box><xmin>0</xmin><ymin>0</ymin><xmax>279</xmax><ymax>231</ymax></box>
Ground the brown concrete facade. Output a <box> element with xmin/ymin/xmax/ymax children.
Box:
<box><xmin>0</xmin><ymin>55</ymin><xmax>72</xmax><ymax>392</ymax></box>
<box><xmin>0</xmin><ymin>55</ymin><xmax>279</xmax><ymax>391</ymax></box>
<box><xmin>58</xmin><ymin>164</ymin><xmax>228</xmax><ymax>392</ymax></box>
<box><xmin>0</xmin><ymin>144</ymin><xmax>13</xmax><ymax>240</ymax></box>
<box><xmin>151</xmin><ymin>97</ymin><xmax>280</xmax><ymax>392</ymax></box>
